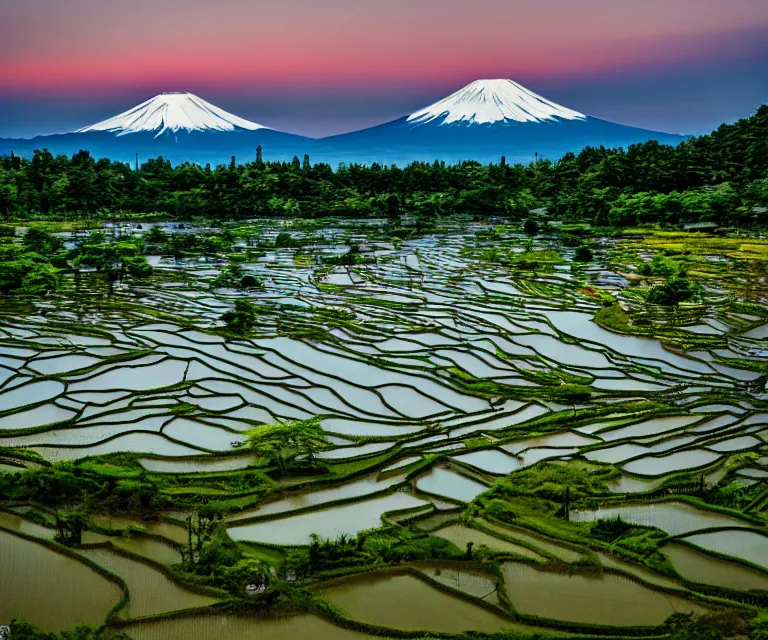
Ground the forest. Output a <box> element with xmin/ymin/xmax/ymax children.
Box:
<box><xmin>0</xmin><ymin>106</ymin><xmax>766</xmax><ymax>226</ymax></box>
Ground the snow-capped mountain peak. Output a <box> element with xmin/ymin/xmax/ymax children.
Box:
<box><xmin>77</xmin><ymin>92</ymin><xmax>269</xmax><ymax>137</ymax></box>
<box><xmin>406</xmin><ymin>79</ymin><xmax>587</xmax><ymax>127</ymax></box>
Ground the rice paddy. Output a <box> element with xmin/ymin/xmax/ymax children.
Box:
<box><xmin>1</xmin><ymin>219</ymin><xmax>767</xmax><ymax>637</ymax></box>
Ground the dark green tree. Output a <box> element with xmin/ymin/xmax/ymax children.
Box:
<box><xmin>23</xmin><ymin>228</ymin><xmax>64</xmax><ymax>254</ymax></box>
<box><xmin>246</xmin><ymin>418</ymin><xmax>329</xmax><ymax>474</ymax></box>
<box><xmin>573</xmin><ymin>245</ymin><xmax>593</xmax><ymax>262</ymax></box>
<box><xmin>224</xmin><ymin>558</ymin><xmax>271</xmax><ymax>595</ymax></box>
<box><xmin>54</xmin><ymin>509</ymin><xmax>88</xmax><ymax>545</ymax></box>
<box><xmin>221</xmin><ymin>299</ymin><xmax>259</xmax><ymax>333</ymax></box>
<box><xmin>523</xmin><ymin>218</ymin><xmax>539</xmax><ymax>234</ymax></box>
<box><xmin>647</xmin><ymin>277</ymin><xmax>703</xmax><ymax>306</ymax></box>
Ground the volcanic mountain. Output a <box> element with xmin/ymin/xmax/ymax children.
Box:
<box><xmin>0</xmin><ymin>91</ymin><xmax>314</xmax><ymax>166</ymax></box>
<box><xmin>77</xmin><ymin>91</ymin><xmax>270</xmax><ymax>137</ymax></box>
<box><xmin>321</xmin><ymin>79</ymin><xmax>688</xmax><ymax>164</ymax></box>
<box><xmin>0</xmin><ymin>82</ymin><xmax>689</xmax><ymax>166</ymax></box>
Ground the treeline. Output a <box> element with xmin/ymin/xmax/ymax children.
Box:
<box><xmin>0</xmin><ymin>106</ymin><xmax>766</xmax><ymax>225</ymax></box>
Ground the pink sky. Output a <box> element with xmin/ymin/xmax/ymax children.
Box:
<box><xmin>2</xmin><ymin>0</ymin><xmax>766</xmax><ymax>91</ymax></box>
<box><xmin>0</xmin><ymin>0</ymin><xmax>766</xmax><ymax>136</ymax></box>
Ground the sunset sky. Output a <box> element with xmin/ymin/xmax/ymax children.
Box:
<box><xmin>0</xmin><ymin>0</ymin><xmax>767</xmax><ymax>138</ymax></box>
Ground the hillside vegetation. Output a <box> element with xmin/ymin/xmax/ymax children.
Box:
<box><xmin>0</xmin><ymin>106</ymin><xmax>766</xmax><ymax>224</ymax></box>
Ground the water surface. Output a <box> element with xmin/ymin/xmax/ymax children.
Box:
<box><xmin>503</xmin><ymin>562</ymin><xmax>701</xmax><ymax>626</ymax></box>
<box><xmin>664</xmin><ymin>542</ymin><xmax>768</xmax><ymax>591</ymax></box>
<box><xmin>0</xmin><ymin>530</ymin><xmax>121</xmax><ymax>629</ymax></box>
<box><xmin>320</xmin><ymin>573</ymin><xmax>519</xmax><ymax>633</ymax></box>
<box><xmin>124</xmin><ymin>614</ymin><xmax>373</xmax><ymax>640</ymax></box>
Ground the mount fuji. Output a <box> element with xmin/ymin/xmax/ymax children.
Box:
<box><xmin>0</xmin><ymin>81</ymin><xmax>689</xmax><ymax>167</ymax></box>
<box><xmin>77</xmin><ymin>91</ymin><xmax>270</xmax><ymax>137</ymax></box>
<box><xmin>0</xmin><ymin>91</ymin><xmax>314</xmax><ymax>166</ymax></box>
<box><xmin>322</xmin><ymin>79</ymin><xmax>688</xmax><ymax>164</ymax></box>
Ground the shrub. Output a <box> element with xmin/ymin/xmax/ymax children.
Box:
<box><xmin>646</xmin><ymin>277</ymin><xmax>703</xmax><ymax>306</ymax></box>
<box><xmin>23</xmin><ymin>228</ymin><xmax>64</xmax><ymax>255</ymax></box>
<box><xmin>9</xmin><ymin>620</ymin><xmax>104</xmax><ymax>640</ymax></box>
<box><xmin>221</xmin><ymin>299</ymin><xmax>259</xmax><ymax>333</ymax></box>
<box><xmin>124</xmin><ymin>255</ymin><xmax>153</xmax><ymax>278</ymax></box>
<box><xmin>573</xmin><ymin>245</ymin><xmax>593</xmax><ymax>262</ymax></box>
<box><xmin>523</xmin><ymin>218</ymin><xmax>539</xmax><ymax>235</ymax></box>
<box><xmin>636</xmin><ymin>254</ymin><xmax>684</xmax><ymax>277</ymax></box>
<box><xmin>240</xmin><ymin>273</ymin><xmax>262</xmax><ymax>289</ymax></box>
<box><xmin>751</xmin><ymin>611</ymin><xmax>768</xmax><ymax>640</ymax></box>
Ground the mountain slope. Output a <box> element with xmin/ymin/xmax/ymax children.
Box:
<box><xmin>406</xmin><ymin>79</ymin><xmax>587</xmax><ymax>126</ymax></box>
<box><xmin>0</xmin><ymin>92</ymin><xmax>312</xmax><ymax>166</ymax></box>
<box><xmin>322</xmin><ymin>79</ymin><xmax>688</xmax><ymax>164</ymax></box>
<box><xmin>0</xmin><ymin>82</ymin><xmax>691</xmax><ymax>166</ymax></box>
<box><xmin>77</xmin><ymin>92</ymin><xmax>269</xmax><ymax>137</ymax></box>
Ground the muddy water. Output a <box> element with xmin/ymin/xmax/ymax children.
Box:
<box><xmin>0</xmin><ymin>462</ymin><xmax>26</xmax><ymax>472</ymax></box>
<box><xmin>434</xmin><ymin>524</ymin><xmax>544</xmax><ymax>560</ymax></box>
<box><xmin>478</xmin><ymin>519</ymin><xmax>583</xmax><ymax>563</ymax></box>
<box><xmin>414</xmin><ymin>510</ymin><xmax>460</xmax><ymax>531</ymax></box>
<box><xmin>227</xmin><ymin>473</ymin><xmax>402</xmax><ymax>521</ymax></box>
<box><xmin>228</xmin><ymin>492</ymin><xmax>428</xmax><ymax>545</ymax></box>
<box><xmin>77</xmin><ymin>547</ymin><xmax>218</xmax><ymax>618</ymax></box>
<box><xmin>664</xmin><ymin>542</ymin><xmax>768</xmax><ymax>591</ymax></box>
<box><xmin>139</xmin><ymin>454</ymin><xmax>260</xmax><ymax>473</ymax></box>
<box><xmin>412</xmin><ymin>563</ymin><xmax>500</xmax><ymax>604</ymax></box>
<box><xmin>452</xmin><ymin>449</ymin><xmax>521</xmax><ymax>475</ymax></box>
<box><xmin>124</xmin><ymin>614</ymin><xmax>374</xmax><ymax>640</ymax></box>
<box><xmin>0</xmin><ymin>530</ymin><xmax>121</xmax><ymax>629</ymax></box>
<box><xmin>502</xmin><ymin>562</ymin><xmax>702</xmax><ymax>626</ymax></box>
<box><xmin>111</xmin><ymin>535</ymin><xmax>182</xmax><ymax>565</ymax></box>
<box><xmin>622</xmin><ymin>449</ymin><xmax>720</xmax><ymax>476</ymax></box>
<box><xmin>596</xmin><ymin>552</ymin><xmax>682</xmax><ymax>591</ymax></box>
<box><xmin>89</xmin><ymin>514</ymin><xmax>189</xmax><ymax>544</ymax></box>
<box><xmin>606</xmin><ymin>474</ymin><xmax>662</xmax><ymax>494</ymax></box>
<box><xmin>415</xmin><ymin>466</ymin><xmax>488</xmax><ymax>502</ymax></box>
<box><xmin>681</xmin><ymin>530</ymin><xmax>768</xmax><ymax>571</ymax></box>
<box><xmin>319</xmin><ymin>573</ymin><xmax>521</xmax><ymax>633</ymax></box>
<box><xmin>0</xmin><ymin>510</ymin><xmax>56</xmax><ymax>539</ymax></box>
<box><xmin>599</xmin><ymin>415</ymin><xmax>701</xmax><ymax>441</ymax></box>
<box><xmin>570</xmin><ymin>501</ymin><xmax>754</xmax><ymax>536</ymax></box>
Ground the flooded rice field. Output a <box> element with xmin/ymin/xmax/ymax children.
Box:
<box><xmin>0</xmin><ymin>530</ymin><xmax>122</xmax><ymax>629</ymax></box>
<box><xmin>1</xmin><ymin>219</ymin><xmax>767</xmax><ymax>636</ymax></box>
<box><xmin>124</xmin><ymin>614</ymin><xmax>374</xmax><ymax>640</ymax></box>
<box><xmin>318</xmin><ymin>572</ymin><xmax>519</xmax><ymax>633</ymax></box>
<box><xmin>502</xmin><ymin>562</ymin><xmax>703</xmax><ymax>626</ymax></box>
<box><xmin>663</xmin><ymin>541</ymin><xmax>768</xmax><ymax>591</ymax></box>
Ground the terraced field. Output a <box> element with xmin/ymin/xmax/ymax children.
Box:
<box><xmin>1</xmin><ymin>219</ymin><xmax>767</xmax><ymax>638</ymax></box>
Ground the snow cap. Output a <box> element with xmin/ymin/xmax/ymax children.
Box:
<box><xmin>407</xmin><ymin>79</ymin><xmax>587</xmax><ymax>126</ymax></box>
<box><xmin>77</xmin><ymin>92</ymin><xmax>268</xmax><ymax>136</ymax></box>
